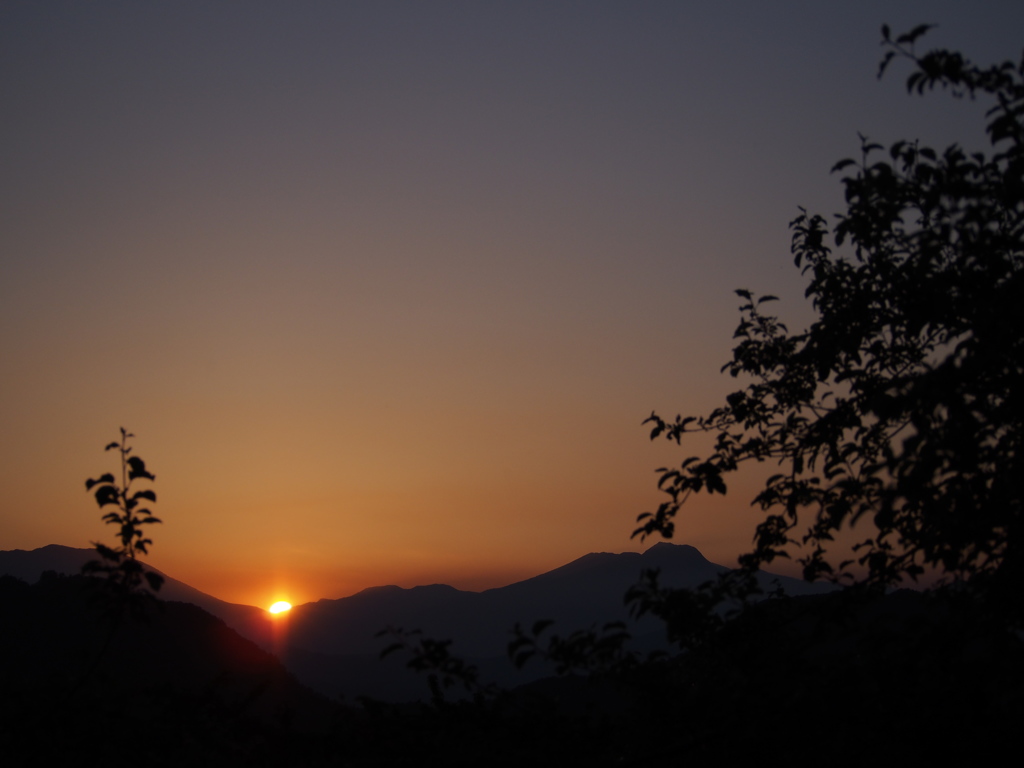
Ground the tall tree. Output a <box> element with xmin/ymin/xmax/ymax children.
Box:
<box><xmin>639</xmin><ymin>26</ymin><xmax>1024</xmax><ymax>620</ymax></box>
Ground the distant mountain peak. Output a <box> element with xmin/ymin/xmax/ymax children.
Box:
<box><xmin>411</xmin><ymin>583</ymin><xmax>462</xmax><ymax>594</ymax></box>
<box><xmin>643</xmin><ymin>542</ymin><xmax>709</xmax><ymax>561</ymax></box>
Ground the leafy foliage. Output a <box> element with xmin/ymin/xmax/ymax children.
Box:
<box><xmin>639</xmin><ymin>29</ymin><xmax>1024</xmax><ymax>620</ymax></box>
<box><xmin>378</xmin><ymin>626</ymin><xmax>497</xmax><ymax>705</ymax></box>
<box><xmin>83</xmin><ymin>428</ymin><xmax>164</xmax><ymax>614</ymax></box>
<box><xmin>508</xmin><ymin>619</ymin><xmax>635</xmax><ymax>676</ymax></box>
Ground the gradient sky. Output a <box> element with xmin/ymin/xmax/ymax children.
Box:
<box><xmin>3</xmin><ymin>1</ymin><xmax>1022</xmax><ymax>608</ymax></box>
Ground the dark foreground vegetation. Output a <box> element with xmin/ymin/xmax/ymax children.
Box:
<box><xmin>3</xmin><ymin>572</ymin><xmax>1021</xmax><ymax>767</ymax></box>
<box><xmin>3</xmin><ymin>27</ymin><xmax>1022</xmax><ymax>766</ymax></box>
<box><xmin>0</xmin><ymin>573</ymin><xmax>334</xmax><ymax>767</ymax></box>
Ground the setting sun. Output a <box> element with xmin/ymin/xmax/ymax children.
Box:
<box><xmin>268</xmin><ymin>601</ymin><xmax>292</xmax><ymax>614</ymax></box>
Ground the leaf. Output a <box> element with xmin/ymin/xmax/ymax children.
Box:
<box><xmin>379</xmin><ymin>643</ymin><xmax>404</xmax><ymax>660</ymax></box>
<box><xmin>126</xmin><ymin>456</ymin><xmax>155</xmax><ymax>481</ymax></box>
<box><xmin>85</xmin><ymin>474</ymin><xmax>115</xmax><ymax>491</ymax></box>
<box><xmin>94</xmin><ymin>486</ymin><xmax>120</xmax><ymax>507</ymax></box>
<box><xmin>877</xmin><ymin>51</ymin><xmax>895</xmax><ymax>79</ymax></box>
<box><xmin>895</xmin><ymin>24</ymin><xmax>935</xmax><ymax>45</ymax></box>
<box><xmin>707</xmin><ymin>473</ymin><xmax>727</xmax><ymax>495</ymax></box>
<box><xmin>512</xmin><ymin>650</ymin><xmax>535</xmax><ymax>669</ymax></box>
<box><xmin>532</xmin><ymin>619</ymin><xmax>554</xmax><ymax>636</ymax></box>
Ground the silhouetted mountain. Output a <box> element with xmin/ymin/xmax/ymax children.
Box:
<box><xmin>1</xmin><ymin>542</ymin><xmax>835</xmax><ymax>702</ymax></box>
<box><xmin>272</xmin><ymin>543</ymin><xmax>835</xmax><ymax>701</ymax></box>
<box><xmin>0</xmin><ymin>544</ymin><xmax>273</xmax><ymax>645</ymax></box>
<box><xmin>284</xmin><ymin>542</ymin><xmax>828</xmax><ymax>656</ymax></box>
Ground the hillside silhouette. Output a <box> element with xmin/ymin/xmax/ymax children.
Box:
<box><xmin>0</xmin><ymin>571</ymin><xmax>334</xmax><ymax>766</ymax></box>
<box><xmin>2</xmin><ymin>541</ymin><xmax>833</xmax><ymax>702</ymax></box>
<box><xmin>0</xmin><ymin>543</ymin><xmax>273</xmax><ymax>641</ymax></box>
<box><xmin>3</xmin><ymin>546</ymin><xmax>1022</xmax><ymax>765</ymax></box>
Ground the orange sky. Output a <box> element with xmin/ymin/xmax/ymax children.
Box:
<box><xmin>3</xmin><ymin>2</ymin><xmax>1021</xmax><ymax>608</ymax></box>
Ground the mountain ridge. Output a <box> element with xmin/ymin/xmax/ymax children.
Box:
<box><xmin>1</xmin><ymin>541</ymin><xmax>836</xmax><ymax>702</ymax></box>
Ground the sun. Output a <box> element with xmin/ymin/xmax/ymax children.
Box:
<box><xmin>268</xmin><ymin>601</ymin><xmax>292</xmax><ymax>614</ymax></box>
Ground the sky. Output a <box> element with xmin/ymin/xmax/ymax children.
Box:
<box><xmin>2</xmin><ymin>1</ymin><xmax>1022</xmax><ymax>608</ymax></box>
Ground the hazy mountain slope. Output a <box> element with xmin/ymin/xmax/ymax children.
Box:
<box><xmin>272</xmin><ymin>542</ymin><xmax>837</xmax><ymax>701</ymax></box>
<box><xmin>0</xmin><ymin>544</ymin><xmax>273</xmax><ymax>645</ymax></box>
<box><xmin>283</xmin><ymin>542</ymin><xmax>832</xmax><ymax>658</ymax></box>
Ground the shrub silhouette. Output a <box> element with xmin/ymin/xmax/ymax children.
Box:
<box><xmin>82</xmin><ymin>427</ymin><xmax>164</xmax><ymax>617</ymax></box>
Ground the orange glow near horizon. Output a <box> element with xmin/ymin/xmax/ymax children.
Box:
<box><xmin>4</xmin><ymin>5</ymin><xmax>1020</xmax><ymax>612</ymax></box>
<box><xmin>268</xmin><ymin>601</ymin><xmax>292</xmax><ymax>614</ymax></box>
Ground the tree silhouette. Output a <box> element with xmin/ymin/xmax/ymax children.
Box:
<box><xmin>83</xmin><ymin>428</ymin><xmax>164</xmax><ymax>618</ymax></box>
<box><xmin>639</xmin><ymin>26</ymin><xmax>1024</xmax><ymax>623</ymax></box>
